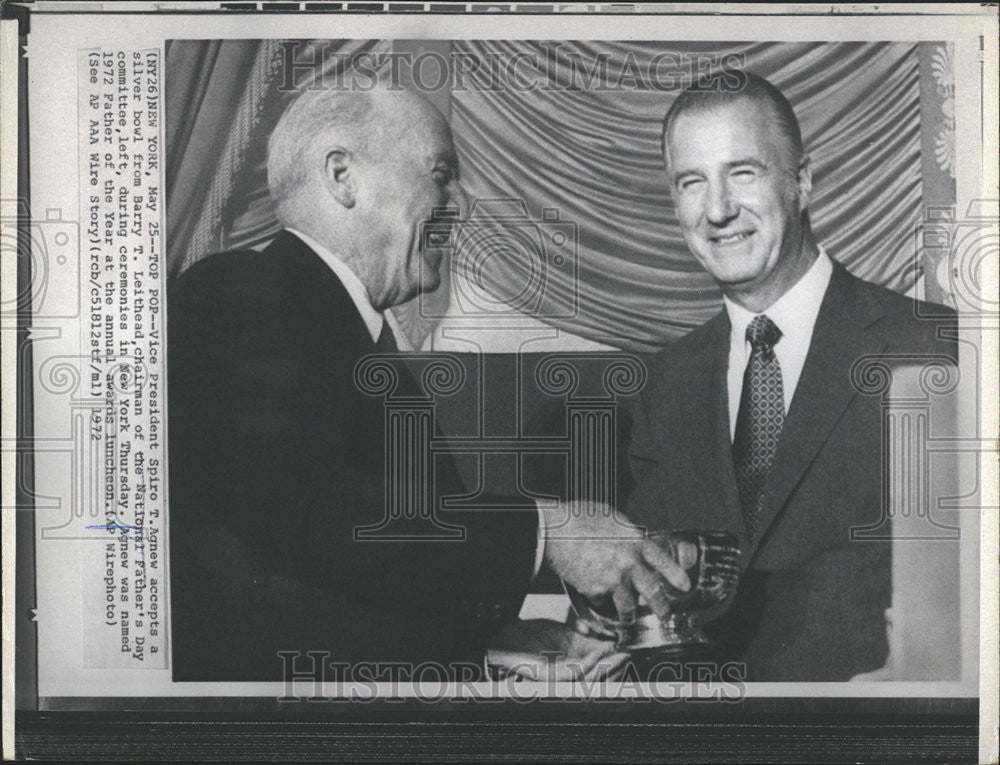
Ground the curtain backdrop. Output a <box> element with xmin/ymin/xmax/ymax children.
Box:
<box><xmin>166</xmin><ymin>40</ymin><xmax>947</xmax><ymax>352</ymax></box>
<box><xmin>165</xmin><ymin>39</ymin><xmax>392</xmax><ymax>276</ymax></box>
<box><xmin>450</xmin><ymin>41</ymin><xmax>924</xmax><ymax>351</ymax></box>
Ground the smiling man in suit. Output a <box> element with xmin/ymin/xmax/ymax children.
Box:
<box><xmin>168</xmin><ymin>85</ymin><xmax>689</xmax><ymax>682</ymax></box>
<box><xmin>625</xmin><ymin>71</ymin><xmax>957</xmax><ymax>681</ymax></box>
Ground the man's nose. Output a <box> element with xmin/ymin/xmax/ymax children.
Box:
<box><xmin>705</xmin><ymin>181</ymin><xmax>738</xmax><ymax>226</ymax></box>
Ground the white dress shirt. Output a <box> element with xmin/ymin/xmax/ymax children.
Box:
<box><xmin>285</xmin><ymin>228</ymin><xmax>412</xmax><ymax>349</ymax></box>
<box><xmin>724</xmin><ymin>250</ymin><xmax>834</xmax><ymax>440</ymax></box>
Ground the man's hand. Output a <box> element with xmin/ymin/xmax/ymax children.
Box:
<box><xmin>541</xmin><ymin>501</ymin><xmax>692</xmax><ymax>624</ymax></box>
<box><xmin>487</xmin><ymin>619</ymin><xmax>629</xmax><ymax>682</ymax></box>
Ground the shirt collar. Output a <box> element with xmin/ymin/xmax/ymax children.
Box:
<box><xmin>285</xmin><ymin>228</ymin><xmax>385</xmax><ymax>344</ymax></box>
<box><xmin>723</xmin><ymin>247</ymin><xmax>834</xmax><ymax>349</ymax></box>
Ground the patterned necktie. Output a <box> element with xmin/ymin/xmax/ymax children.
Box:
<box><xmin>375</xmin><ymin>320</ymin><xmax>398</xmax><ymax>352</ymax></box>
<box><xmin>733</xmin><ymin>314</ymin><xmax>785</xmax><ymax>538</ymax></box>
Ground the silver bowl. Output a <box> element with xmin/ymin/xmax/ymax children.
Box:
<box><xmin>565</xmin><ymin>529</ymin><xmax>741</xmax><ymax>656</ymax></box>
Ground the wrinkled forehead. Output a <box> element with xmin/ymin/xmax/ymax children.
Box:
<box><xmin>664</xmin><ymin>99</ymin><xmax>787</xmax><ymax>170</ymax></box>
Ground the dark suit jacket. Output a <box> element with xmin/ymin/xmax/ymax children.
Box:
<box><xmin>626</xmin><ymin>263</ymin><xmax>957</xmax><ymax>681</ymax></box>
<box><xmin>168</xmin><ymin>231</ymin><xmax>537</xmax><ymax>681</ymax></box>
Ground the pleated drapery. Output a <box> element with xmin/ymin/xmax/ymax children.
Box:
<box><xmin>449</xmin><ymin>41</ymin><xmax>925</xmax><ymax>351</ymax></box>
<box><xmin>166</xmin><ymin>41</ymin><xmax>931</xmax><ymax>352</ymax></box>
<box><xmin>166</xmin><ymin>39</ymin><xmax>393</xmax><ymax>276</ymax></box>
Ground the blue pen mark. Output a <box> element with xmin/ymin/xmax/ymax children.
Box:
<box><xmin>87</xmin><ymin>520</ymin><xmax>144</xmax><ymax>542</ymax></box>
<box><xmin>88</xmin><ymin>520</ymin><xmax>149</xmax><ymax>587</ymax></box>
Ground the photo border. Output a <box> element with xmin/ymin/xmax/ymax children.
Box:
<box><xmin>2</xmin><ymin>2</ymin><xmax>996</xmax><ymax>761</ymax></box>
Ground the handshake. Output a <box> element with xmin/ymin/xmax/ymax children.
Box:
<box><xmin>541</xmin><ymin>500</ymin><xmax>695</xmax><ymax>625</ymax></box>
<box><xmin>488</xmin><ymin>501</ymin><xmax>702</xmax><ymax>682</ymax></box>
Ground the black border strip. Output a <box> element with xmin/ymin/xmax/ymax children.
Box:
<box><xmin>16</xmin><ymin>702</ymin><xmax>979</xmax><ymax>762</ymax></box>
<box><xmin>0</xmin><ymin>0</ymin><xmax>984</xmax><ymax>16</ymax></box>
<box><xmin>9</xmin><ymin>0</ymin><xmax>39</xmax><ymax>715</ymax></box>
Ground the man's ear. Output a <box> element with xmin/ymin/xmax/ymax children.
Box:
<box><xmin>796</xmin><ymin>154</ymin><xmax>813</xmax><ymax>212</ymax></box>
<box><xmin>324</xmin><ymin>148</ymin><xmax>356</xmax><ymax>209</ymax></box>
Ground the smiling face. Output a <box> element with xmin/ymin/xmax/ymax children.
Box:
<box><xmin>353</xmin><ymin>97</ymin><xmax>465</xmax><ymax>310</ymax></box>
<box><xmin>664</xmin><ymin>99</ymin><xmax>817</xmax><ymax>311</ymax></box>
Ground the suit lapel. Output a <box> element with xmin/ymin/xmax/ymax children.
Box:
<box><xmin>675</xmin><ymin>312</ymin><xmax>748</xmax><ymax>542</ymax></box>
<box><xmin>264</xmin><ymin>230</ymin><xmax>429</xmax><ymax>417</ymax></box>
<box><xmin>749</xmin><ymin>264</ymin><xmax>887</xmax><ymax>557</ymax></box>
<box><xmin>264</xmin><ymin>230</ymin><xmax>376</xmax><ymax>364</ymax></box>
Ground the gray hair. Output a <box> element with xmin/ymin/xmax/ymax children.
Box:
<box><xmin>662</xmin><ymin>70</ymin><xmax>805</xmax><ymax>174</ymax></box>
<box><xmin>266</xmin><ymin>88</ymin><xmax>377</xmax><ymax>224</ymax></box>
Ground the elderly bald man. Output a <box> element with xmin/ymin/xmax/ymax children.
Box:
<box><xmin>168</xmin><ymin>87</ymin><xmax>687</xmax><ymax>682</ymax></box>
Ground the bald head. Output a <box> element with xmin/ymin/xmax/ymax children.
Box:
<box><xmin>265</xmin><ymin>85</ymin><xmax>461</xmax><ymax>310</ymax></box>
<box><xmin>267</xmin><ymin>86</ymin><xmax>449</xmax><ymax>225</ymax></box>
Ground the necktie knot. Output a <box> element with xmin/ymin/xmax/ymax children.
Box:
<box><xmin>746</xmin><ymin>314</ymin><xmax>782</xmax><ymax>351</ymax></box>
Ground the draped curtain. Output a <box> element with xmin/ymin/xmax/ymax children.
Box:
<box><xmin>450</xmin><ymin>41</ymin><xmax>925</xmax><ymax>351</ymax></box>
<box><xmin>166</xmin><ymin>40</ymin><xmax>943</xmax><ymax>352</ymax></box>
<box><xmin>165</xmin><ymin>39</ymin><xmax>392</xmax><ymax>276</ymax></box>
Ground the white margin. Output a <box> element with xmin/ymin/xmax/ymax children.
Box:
<box><xmin>1</xmin><ymin>2</ymin><xmax>997</xmax><ymax>761</ymax></box>
<box><xmin>975</xmin><ymin>17</ymin><xmax>999</xmax><ymax>765</ymax></box>
<box><xmin>1</xmin><ymin>17</ymin><xmax>21</xmax><ymax>761</ymax></box>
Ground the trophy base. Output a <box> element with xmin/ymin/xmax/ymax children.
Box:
<box><xmin>617</xmin><ymin>612</ymin><xmax>711</xmax><ymax>654</ymax></box>
<box><xmin>620</xmin><ymin>613</ymin><xmax>714</xmax><ymax>680</ymax></box>
<box><xmin>625</xmin><ymin>644</ymin><xmax>716</xmax><ymax>682</ymax></box>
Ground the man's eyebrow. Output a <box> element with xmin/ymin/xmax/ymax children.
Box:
<box><xmin>669</xmin><ymin>158</ymin><xmax>768</xmax><ymax>180</ymax></box>
<box><xmin>670</xmin><ymin>167</ymin><xmax>702</xmax><ymax>181</ymax></box>
<box><xmin>724</xmin><ymin>158</ymin><xmax>768</xmax><ymax>170</ymax></box>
